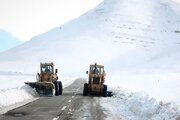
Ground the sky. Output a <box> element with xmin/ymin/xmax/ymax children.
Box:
<box><xmin>0</xmin><ymin>0</ymin><xmax>103</xmax><ymax>41</ymax></box>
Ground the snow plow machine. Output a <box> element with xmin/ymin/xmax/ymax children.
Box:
<box><xmin>83</xmin><ymin>63</ymin><xmax>113</xmax><ymax>97</ymax></box>
<box><xmin>25</xmin><ymin>62</ymin><xmax>63</xmax><ymax>96</ymax></box>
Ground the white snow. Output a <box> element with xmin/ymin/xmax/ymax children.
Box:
<box><xmin>106</xmin><ymin>73</ymin><xmax>180</xmax><ymax>105</ymax></box>
<box><xmin>0</xmin><ymin>83</ymin><xmax>38</xmax><ymax>114</ymax></box>
<box><xmin>102</xmin><ymin>88</ymin><xmax>180</xmax><ymax>120</ymax></box>
<box><xmin>172</xmin><ymin>0</ymin><xmax>180</xmax><ymax>4</ymax></box>
<box><xmin>62</xmin><ymin>77</ymin><xmax>79</xmax><ymax>88</ymax></box>
<box><xmin>0</xmin><ymin>0</ymin><xmax>180</xmax><ymax>119</ymax></box>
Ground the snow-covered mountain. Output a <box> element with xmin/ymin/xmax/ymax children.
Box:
<box><xmin>0</xmin><ymin>0</ymin><xmax>180</xmax><ymax>76</ymax></box>
<box><xmin>0</xmin><ymin>0</ymin><xmax>180</xmax><ymax>118</ymax></box>
<box><xmin>1</xmin><ymin>0</ymin><xmax>180</xmax><ymax>102</ymax></box>
<box><xmin>0</xmin><ymin>29</ymin><xmax>22</xmax><ymax>52</ymax></box>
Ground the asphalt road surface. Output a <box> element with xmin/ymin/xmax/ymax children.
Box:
<box><xmin>0</xmin><ymin>79</ymin><xmax>107</xmax><ymax>120</ymax></box>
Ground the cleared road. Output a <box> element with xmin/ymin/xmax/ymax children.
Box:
<box><xmin>0</xmin><ymin>79</ymin><xmax>107</xmax><ymax>120</ymax></box>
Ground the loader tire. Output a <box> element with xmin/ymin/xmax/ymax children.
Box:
<box><xmin>55</xmin><ymin>82</ymin><xmax>59</xmax><ymax>96</ymax></box>
<box><xmin>58</xmin><ymin>81</ymin><xmax>63</xmax><ymax>95</ymax></box>
<box><xmin>83</xmin><ymin>83</ymin><xmax>88</xmax><ymax>96</ymax></box>
<box><xmin>103</xmin><ymin>85</ymin><xmax>107</xmax><ymax>97</ymax></box>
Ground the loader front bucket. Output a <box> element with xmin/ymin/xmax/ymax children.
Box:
<box><xmin>25</xmin><ymin>82</ymin><xmax>54</xmax><ymax>96</ymax></box>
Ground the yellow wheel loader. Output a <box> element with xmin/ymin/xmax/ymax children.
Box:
<box><xmin>25</xmin><ymin>62</ymin><xmax>63</xmax><ymax>96</ymax></box>
<box><xmin>83</xmin><ymin>63</ymin><xmax>111</xmax><ymax>97</ymax></box>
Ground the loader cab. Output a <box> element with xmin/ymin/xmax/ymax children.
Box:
<box><xmin>89</xmin><ymin>64</ymin><xmax>104</xmax><ymax>75</ymax></box>
<box><xmin>41</xmin><ymin>63</ymin><xmax>54</xmax><ymax>73</ymax></box>
<box><xmin>38</xmin><ymin>62</ymin><xmax>58</xmax><ymax>83</ymax></box>
<box><xmin>89</xmin><ymin>64</ymin><xmax>105</xmax><ymax>86</ymax></box>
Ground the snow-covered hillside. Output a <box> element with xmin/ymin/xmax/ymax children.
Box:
<box><xmin>0</xmin><ymin>29</ymin><xmax>22</xmax><ymax>52</ymax></box>
<box><xmin>0</xmin><ymin>0</ymin><xmax>180</xmax><ymax>119</ymax></box>
<box><xmin>0</xmin><ymin>0</ymin><xmax>180</xmax><ymax>74</ymax></box>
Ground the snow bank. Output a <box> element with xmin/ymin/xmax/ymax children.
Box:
<box><xmin>102</xmin><ymin>87</ymin><xmax>180</xmax><ymax>120</ymax></box>
<box><xmin>106</xmin><ymin>73</ymin><xmax>180</xmax><ymax>105</ymax></box>
<box><xmin>0</xmin><ymin>85</ymin><xmax>38</xmax><ymax>112</ymax></box>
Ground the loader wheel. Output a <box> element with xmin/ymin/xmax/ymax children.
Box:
<box><xmin>102</xmin><ymin>85</ymin><xmax>107</xmax><ymax>97</ymax></box>
<box><xmin>54</xmin><ymin>82</ymin><xmax>59</xmax><ymax>96</ymax></box>
<box><xmin>58</xmin><ymin>81</ymin><xmax>63</xmax><ymax>95</ymax></box>
<box><xmin>83</xmin><ymin>83</ymin><xmax>88</xmax><ymax>96</ymax></box>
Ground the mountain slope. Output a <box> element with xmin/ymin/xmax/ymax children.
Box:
<box><xmin>0</xmin><ymin>0</ymin><xmax>180</xmax><ymax>76</ymax></box>
<box><xmin>0</xmin><ymin>0</ymin><xmax>180</xmax><ymax>115</ymax></box>
<box><xmin>0</xmin><ymin>29</ymin><xmax>22</xmax><ymax>52</ymax></box>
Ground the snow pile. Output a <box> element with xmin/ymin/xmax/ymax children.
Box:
<box><xmin>102</xmin><ymin>88</ymin><xmax>180</xmax><ymax>120</ymax></box>
<box><xmin>106</xmin><ymin>73</ymin><xmax>180</xmax><ymax>105</ymax></box>
<box><xmin>0</xmin><ymin>85</ymin><xmax>38</xmax><ymax>109</ymax></box>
